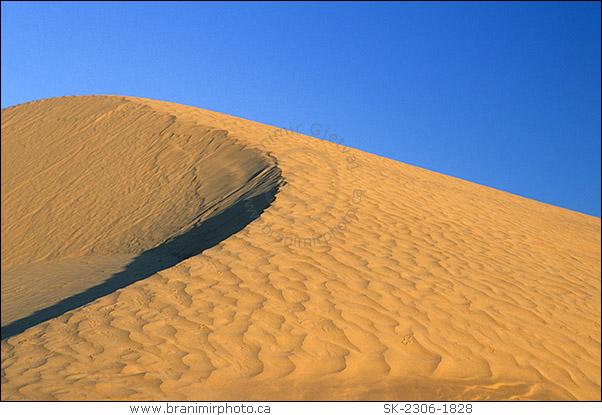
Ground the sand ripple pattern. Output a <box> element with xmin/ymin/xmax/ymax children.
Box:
<box><xmin>1</xmin><ymin>96</ymin><xmax>600</xmax><ymax>400</ymax></box>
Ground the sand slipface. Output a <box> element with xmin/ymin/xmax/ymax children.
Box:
<box><xmin>1</xmin><ymin>96</ymin><xmax>600</xmax><ymax>401</ymax></box>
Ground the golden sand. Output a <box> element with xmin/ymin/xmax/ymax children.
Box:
<box><xmin>1</xmin><ymin>96</ymin><xmax>600</xmax><ymax>400</ymax></box>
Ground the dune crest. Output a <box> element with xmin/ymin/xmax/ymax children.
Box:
<box><xmin>1</xmin><ymin>96</ymin><xmax>600</xmax><ymax>401</ymax></box>
<box><xmin>1</xmin><ymin>96</ymin><xmax>282</xmax><ymax>334</ymax></box>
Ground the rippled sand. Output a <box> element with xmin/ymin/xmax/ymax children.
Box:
<box><xmin>1</xmin><ymin>96</ymin><xmax>600</xmax><ymax>400</ymax></box>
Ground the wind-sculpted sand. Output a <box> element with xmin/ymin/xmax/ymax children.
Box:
<box><xmin>1</xmin><ymin>96</ymin><xmax>600</xmax><ymax>401</ymax></box>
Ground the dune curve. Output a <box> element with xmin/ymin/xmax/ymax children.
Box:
<box><xmin>1</xmin><ymin>95</ymin><xmax>600</xmax><ymax>401</ymax></box>
<box><xmin>1</xmin><ymin>96</ymin><xmax>282</xmax><ymax>336</ymax></box>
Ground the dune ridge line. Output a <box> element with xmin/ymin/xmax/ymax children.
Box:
<box><xmin>1</xmin><ymin>95</ymin><xmax>283</xmax><ymax>336</ymax></box>
<box><xmin>1</xmin><ymin>95</ymin><xmax>600</xmax><ymax>401</ymax></box>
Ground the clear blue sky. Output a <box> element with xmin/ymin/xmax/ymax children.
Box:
<box><xmin>2</xmin><ymin>1</ymin><xmax>600</xmax><ymax>217</ymax></box>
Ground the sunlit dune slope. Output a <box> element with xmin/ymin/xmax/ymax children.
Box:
<box><xmin>1</xmin><ymin>96</ymin><xmax>281</xmax><ymax>329</ymax></box>
<box><xmin>1</xmin><ymin>95</ymin><xmax>600</xmax><ymax>401</ymax></box>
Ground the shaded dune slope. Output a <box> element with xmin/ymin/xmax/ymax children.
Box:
<box><xmin>1</xmin><ymin>96</ymin><xmax>600</xmax><ymax>401</ymax></box>
<box><xmin>1</xmin><ymin>96</ymin><xmax>282</xmax><ymax>336</ymax></box>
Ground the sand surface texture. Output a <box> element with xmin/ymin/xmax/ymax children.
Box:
<box><xmin>1</xmin><ymin>96</ymin><xmax>600</xmax><ymax>400</ymax></box>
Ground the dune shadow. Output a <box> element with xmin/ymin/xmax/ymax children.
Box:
<box><xmin>1</xmin><ymin>186</ymin><xmax>279</xmax><ymax>341</ymax></box>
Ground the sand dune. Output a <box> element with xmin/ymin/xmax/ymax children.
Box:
<box><xmin>1</xmin><ymin>96</ymin><xmax>600</xmax><ymax>400</ymax></box>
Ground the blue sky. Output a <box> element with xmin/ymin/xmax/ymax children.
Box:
<box><xmin>2</xmin><ymin>1</ymin><xmax>600</xmax><ymax>217</ymax></box>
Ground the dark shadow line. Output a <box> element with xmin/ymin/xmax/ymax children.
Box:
<box><xmin>1</xmin><ymin>185</ymin><xmax>280</xmax><ymax>340</ymax></box>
